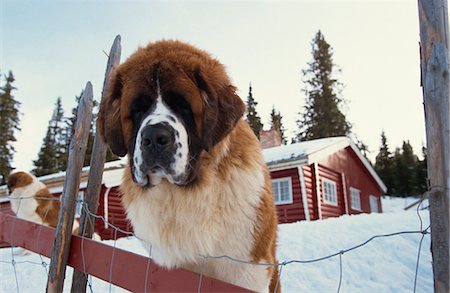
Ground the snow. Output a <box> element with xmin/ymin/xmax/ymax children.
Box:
<box><xmin>262</xmin><ymin>136</ymin><xmax>348</xmax><ymax>165</ymax></box>
<box><xmin>381</xmin><ymin>195</ymin><xmax>427</xmax><ymax>213</ymax></box>
<box><xmin>102</xmin><ymin>168</ymin><xmax>126</xmax><ymax>188</ymax></box>
<box><xmin>0</xmin><ymin>197</ymin><xmax>432</xmax><ymax>292</ymax></box>
<box><xmin>34</xmin><ymin>157</ymin><xmax>128</xmax><ymax>183</ymax></box>
<box><xmin>0</xmin><ymin>157</ymin><xmax>128</xmax><ymax>199</ymax></box>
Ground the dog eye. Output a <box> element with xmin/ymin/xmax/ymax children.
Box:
<box><xmin>131</xmin><ymin>95</ymin><xmax>152</xmax><ymax>124</ymax></box>
<box><xmin>177</xmin><ymin>98</ymin><xmax>192</xmax><ymax>114</ymax></box>
<box><xmin>165</xmin><ymin>92</ymin><xmax>196</xmax><ymax>127</ymax></box>
<box><xmin>166</xmin><ymin>92</ymin><xmax>192</xmax><ymax>114</ymax></box>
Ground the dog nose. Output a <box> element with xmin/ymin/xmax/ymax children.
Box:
<box><xmin>141</xmin><ymin>124</ymin><xmax>174</xmax><ymax>151</ymax></box>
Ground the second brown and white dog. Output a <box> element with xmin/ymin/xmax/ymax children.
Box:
<box><xmin>7</xmin><ymin>171</ymin><xmax>79</xmax><ymax>233</ymax></box>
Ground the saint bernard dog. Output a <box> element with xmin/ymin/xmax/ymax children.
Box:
<box><xmin>7</xmin><ymin>171</ymin><xmax>79</xmax><ymax>233</ymax></box>
<box><xmin>97</xmin><ymin>40</ymin><xmax>280</xmax><ymax>292</ymax></box>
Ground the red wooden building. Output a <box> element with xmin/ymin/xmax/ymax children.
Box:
<box><xmin>264</xmin><ymin>136</ymin><xmax>386</xmax><ymax>223</ymax></box>
<box><xmin>0</xmin><ymin>136</ymin><xmax>386</xmax><ymax>240</ymax></box>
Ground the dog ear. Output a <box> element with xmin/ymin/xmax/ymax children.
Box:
<box><xmin>195</xmin><ymin>69</ymin><xmax>245</xmax><ymax>150</ymax></box>
<box><xmin>7</xmin><ymin>172</ymin><xmax>33</xmax><ymax>193</ymax></box>
<box><xmin>6</xmin><ymin>173</ymin><xmax>18</xmax><ymax>192</ymax></box>
<box><xmin>97</xmin><ymin>69</ymin><xmax>127</xmax><ymax>157</ymax></box>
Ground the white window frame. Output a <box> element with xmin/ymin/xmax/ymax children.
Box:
<box><xmin>322</xmin><ymin>178</ymin><xmax>338</xmax><ymax>206</ymax></box>
<box><xmin>75</xmin><ymin>191</ymin><xmax>85</xmax><ymax>217</ymax></box>
<box><xmin>369</xmin><ymin>195</ymin><xmax>379</xmax><ymax>213</ymax></box>
<box><xmin>272</xmin><ymin>177</ymin><xmax>293</xmax><ymax>205</ymax></box>
<box><xmin>349</xmin><ymin>187</ymin><xmax>362</xmax><ymax>211</ymax></box>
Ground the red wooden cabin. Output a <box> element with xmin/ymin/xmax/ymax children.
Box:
<box><xmin>264</xmin><ymin>136</ymin><xmax>386</xmax><ymax>223</ymax></box>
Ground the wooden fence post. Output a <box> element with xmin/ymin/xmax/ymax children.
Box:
<box><xmin>46</xmin><ymin>82</ymin><xmax>94</xmax><ymax>293</ymax></box>
<box><xmin>418</xmin><ymin>1</ymin><xmax>450</xmax><ymax>292</ymax></box>
<box><xmin>71</xmin><ymin>35</ymin><xmax>122</xmax><ymax>293</ymax></box>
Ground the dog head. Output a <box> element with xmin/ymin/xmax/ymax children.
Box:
<box><xmin>7</xmin><ymin>172</ymin><xmax>34</xmax><ymax>195</ymax></box>
<box><xmin>97</xmin><ymin>40</ymin><xmax>245</xmax><ymax>188</ymax></box>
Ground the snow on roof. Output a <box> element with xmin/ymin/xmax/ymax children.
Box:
<box><xmin>36</xmin><ymin>156</ymin><xmax>129</xmax><ymax>182</ymax></box>
<box><xmin>263</xmin><ymin>136</ymin><xmax>349</xmax><ymax>165</ymax></box>
<box><xmin>104</xmin><ymin>156</ymin><xmax>128</xmax><ymax>169</ymax></box>
<box><xmin>0</xmin><ymin>157</ymin><xmax>129</xmax><ymax>196</ymax></box>
<box><xmin>103</xmin><ymin>168</ymin><xmax>124</xmax><ymax>188</ymax></box>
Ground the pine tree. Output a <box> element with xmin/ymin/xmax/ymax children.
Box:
<box><xmin>245</xmin><ymin>83</ymin><xmax>263</xmax><ymax>139</ymax></box>
<box><xmin>295</xmin><ymin>30</ymin><xmax>351</xmax><ymax>142</ymax></box>
<box><xmin>374</xmin><ymin>131</ymin><xmax>395</xmax><ymax>194</ymax></box>
<box><xmin>355</xmin><ymin>137</ymin><xmax>371</xmax><ymax>163</ymax></box>
<box><xmin>401</xmin><ymin>141</ymin><xmax>418</xmax><ymax>195</ymax></box>
<box><xmin>269</xmin><ymin>106</ymin><xmax>287</xmax><ymax>145</ymax></box>
<box><xmin>33</xmin><ymin>97</ymin><xmax>68</xmax><ymax>176</ymax></box>
<box><xmin>391</xmin><ymin>147</ymin><xmax>404</xmax><ymax>196</ymax></box>
<box><xmin>415</xmin><ymin>146</ymin><xmax>428</xmax><ymax>194</ymax></box>
<box><xmin>0</xmin><ymin>71</ymin><xmax>21</xmax><ymax>184</ymax></box>
<box><xmin>391</xmin><ymin>141</ymin><xmax>418</xmax><ymax>196</ymax></box>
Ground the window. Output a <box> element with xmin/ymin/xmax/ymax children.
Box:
<box><xmin>350</xmin><ymin>187</ymin><xmax>362</xmax><ymax>211</ymax></box>
<box><xmin>322</xmin><ymin>178</ymin><xmax>338</xmax><ymax>206</ymax></box>
<box><xmin>75</xmin><ymin>191</ymin><xmax>85</xmax><ymax>217</ymax></box>
<box><xmin>272</xmin><ymin>177</ymin><xmax>293</xmax><ymax>205</ymax></box>
<box><xmin>369</xmin><ymin>195</ymin><xmax>379</xmax><ymax>213</ymax></box>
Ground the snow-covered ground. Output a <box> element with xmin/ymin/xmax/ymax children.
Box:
<box><xmin>0</xmin><ymin>197</ymin><xmax>432</xmax><ymax>292</ymax></box>
<box><xmin>381</xmin><ymin>195</ymin><xmax>427</xmax><ymax>213</ymax></box>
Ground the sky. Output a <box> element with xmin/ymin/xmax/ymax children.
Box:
<box><xmin>1</xmin><ymin>0</ymin><xmax>433</xmax><ymax>171</ymax></box>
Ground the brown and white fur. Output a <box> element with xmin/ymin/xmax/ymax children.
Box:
<box><xmin>97</xmin><ymin>40</ymin><xmax>280</xmax><ymax>292</ymax></box>
<box><xmin>7</xmin><ymin>171</ymin><xmax>79</xmax><ymax>233</ymax></box>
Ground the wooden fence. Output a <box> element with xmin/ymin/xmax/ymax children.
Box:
<box><xmin>0</xmin><ymin>211</ymin><xmax>252</xmax><ymax>292</ymax></box>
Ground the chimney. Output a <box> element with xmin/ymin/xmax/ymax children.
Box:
<box><xmin>260</xmin><ymin>128</ymin><xmax>282</xmax><ymax>149</ymax></box>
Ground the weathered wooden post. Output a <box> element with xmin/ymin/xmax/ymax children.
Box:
<box><xmin>70</xmin><ymin>35</ymin><xmax>122</xmax><ymax>293</ymax></box>
<box><xmin>418</xmin><ymin>0</ymin><xmax>450</xmax><ymax>292</ymax></box>
<box><xmin>46</xmin><ymin>82</ymin><xmax>94</xmax><ymax>293</ymax></box>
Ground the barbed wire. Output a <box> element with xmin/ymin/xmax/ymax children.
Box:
<box><xmin>1</xmin><ymin>192</ymin><xmax>432</xmax><ymax>293</ymax></box>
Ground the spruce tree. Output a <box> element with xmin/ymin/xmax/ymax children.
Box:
<box><xmin>295</xmin><ymin>30</ymin><xmax>351</xmax><ymax>142</ymax></box>
<box><xmin>355</xmin><ymin>138</ymin><xmax>371</xmax><ymax>163</ymax></box>
<box><xmin>391</xmin><ymin>141</ymin><xmax>418</xmax><ymax>196</ymax></box>
<box><xmin>245</xmin><ymin>83</ymin><xmax>263</xmax><ymax>139</ymax></box>
<box><xmin>0</xmin><ymin>71</ymin><xmax>21</xmax><ymax>184</ymax></box>
<box><xmin>415</xmin><ymin>146</ymin><xmax>427</xmax><ymax>194</ymax></box>
<box><xmin>374</xmin><ymin>131</ymin><xmax>395</xmax><ymax>194</ymax></box>
<box><xmin>33</xmin><ymin>97</ymin><xmax>68</xmax><ymax>176</ymax></box>
<box><xmin>391</xmin><ymin>147</ymin><xmax>404</xmax><ymax>196</ymax></box>
<box><xmin>269</xmin><ymin>106</ymin><xmax>287</xmax><ymax>145</ymax></box>
<box><xmin>401</xmin><ymin>141</ymin><xmax>418</xmax><ymax>195</ymax></box>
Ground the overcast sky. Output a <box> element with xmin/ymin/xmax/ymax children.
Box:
<box><xmin>1</xmin><ymin>0</ymin><xmax>433</xmax><ymax>171</ymax></box>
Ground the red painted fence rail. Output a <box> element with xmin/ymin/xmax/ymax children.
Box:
<box><xmin>0</xmin><ymin>211</ymin><xmax>253</xmax><ymax>292</ymax></box>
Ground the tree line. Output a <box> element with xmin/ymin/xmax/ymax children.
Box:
<box><xmin>0</xmin><ymin>72</ymin><xmax>117</xmax><ymax>183</ymax></box>
<box><xmin>374</xmin><ymin>131</ymin><xmax>427</xmax><ymax>196</ymax></box>
<box><xmin>1</xmin><ymin>30</ymin><xmax>427</xmax><ymax>195</ymax></box>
